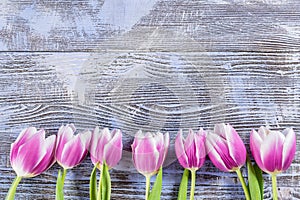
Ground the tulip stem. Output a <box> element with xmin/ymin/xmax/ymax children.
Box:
<box><xmin>190</xmin><ymin>169</ymin><xmax>196</xmax><ymax>200</ymax></box>
<box><xmin>56</xmin><ymin>168</ymin><xmax>67</xmax><ymax>200</ymax></box>
<box><xmin>97</xmin><ymin>165</ymin><xmax>104</xmax><ymax>200</ymax></box>
<box><xmin>272</xmin><ymin>174</ymin><xmax>278</xmax><ymax>200</ymax></box>
<box><xmin>6</xmin><ymin>176</ymin><xmax>22</xmax><ymax>200</ymax></box>
<box><xmin>145</xmin><ymin>175</ymin><xmax>151</xmax><ymax>200</ymax></box>
<box><xmin>236</xmin><ymin>169</ymin><xmax>251</xmax><ymax>200</ymax></box>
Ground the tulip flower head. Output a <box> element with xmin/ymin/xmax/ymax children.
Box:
<box><xmin>132</xmin><ymin>131</ymin><xmax>169</xmax><ymax>176</ymax></box>
<box><xmin>206</xmin><ymin>123</ymin><xmax>246</xmax><ymax>172</ymax></box>
<box><xmin>89</xmin><ymin>127</ymin><xmax>123</xmax><ymax>169</ymax></box>
<box><xmin>175</xmin><ymin>129</ymin><xmax>206</xmax><ymax>170</ymax></box>
<box><xmin>55</xmin><ymin>124</ymin><xmax>91</xmax><ymax>169</ymax></box>
<box><xmin>250</xmin><ymin>126</ymin><xmax>296</xmax><ymax>175</ymax></box>
<box><xmin>10</xmin><ymin>127</ymin><xmax>56</xmax><ymax>177</ymax></box>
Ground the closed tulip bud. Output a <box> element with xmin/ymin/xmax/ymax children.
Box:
<box><xmin>89</xmin><ymin>127</ymin><xmax>123</xmax><ymax>169</ymax></box>
<box><xmin>175</xmin><ymin>129</ymin><xmax>206</xmax><ymax>200</ymax></box>
<box><xmin>206</xmin><ymin>123</ymin><xmax>246</xmax><ymax>172</ymax></box>
<box><xmin>250</xmin><ymin>127</ymin><xmax>296</xmax><ymax>175</ymax></box>
<box><xmin>175</xmin><ymin>129</ymin><xmax>206</xmax><ymax>170</ymax></box>
<box><xmin>10</xmin><ymin>127</ymin><xmax>56</xmax><ymax>177</ymax></box>
<box><xmin>7</xmin><ymin>127</ymin><xmax>56</xmax><ymax>200</ymax></box>
<box><xmin>132</xmin><ymin>131</ymin><xmax>169</xmax><ymax>200</ymax></box>
<box><xmin>250</xmin><ymin>126</ymin><xmax>296</xmax><ymax>200</ymax></box>
<box><xmin>131</xmin><ymin>131</ymin><xmax>169</xmax><ymax>176</ymax></box>
<box><xmin>55</xmin><ymin>124</ymin><xmax>91</xmax><ymax>169</ymax></box>
<box><xmin>206</xmin><ymin>123</ymin><xmax>250</xmax><ymax>200</ymax></box>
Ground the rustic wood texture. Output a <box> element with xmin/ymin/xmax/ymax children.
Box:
<box><xmin>0</xmin><ymin>0</ymin><xmax>300</xmax><ymax>199</ymax></box>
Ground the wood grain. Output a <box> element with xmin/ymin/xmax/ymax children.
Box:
<box><xmin>0</xmin><ymin>0</ymin><xmax>300</xmax><ymax>199</ymax></box>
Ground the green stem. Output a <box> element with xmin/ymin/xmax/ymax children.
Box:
<box><xmin>272</xmin><ymin>174</ymin><xmax>278</xmax><ymax>200</ymax></box>
<box><xmin>236</xmin><ymin>169</ymin><xmax>251</xmax><ymax>200</ymax></box>
<box><xmin>190</xmin><ymin>169</ymin><xmax>196</xmax><ymax>200</ymax></box>
<box><xmin>97</xmin><ymin>165</ymin><xmax>103</xmax><ymax>200</ymax></box>
<box><xmin>56</xmin><ymin>168</ymin><xmax>67</xmax><ymax>200</ymax></box>
<box><xmin>62</xmin><ymin>169</ymin><xmax>67</xmax><ymax>183</ymax></box>
<box><xmin>145</xmin><ymin>175</ymin><xmax>151</xmax><ymax>200</ymax></box>
<box><xmin>6</xmin><ymin>176</ymin><xmax>22</xmax><ymax>200</ymax></box>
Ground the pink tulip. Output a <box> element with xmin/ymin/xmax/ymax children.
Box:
<box><xmin>55</xmin><ymin>124</ymin><xmax>91</xmax><ymax>169</ymax></box>
<box><xmin>132</xmin><ymin>131</ymin><xmax>169</xmax><ymax>176</ymax></box>
<box><xmin>175</xmin><ymin>129</ymin><xmax>206</xmax><ymax>170</ymax></box>
<box><xmin>250</xmin><ymin>126</ymin><xmax>296</xmax><ymax>174</ymax></box>
<box><xmin>89</xmin><ymin>127</ymin><xmax>123</xmax><ymax>169</ymax></box>
<box><xmin>206</xmin><ymin>123</ymin><xmax>246</xmax><ymax>172</ymax></box>
<box><xmin>10</xmin><ymin>127</ymin><xmax>56</xmax><ymax>177</ymax></box>
<box><xmin>175</xmin><ymin>129</ymin><xmax>206</xmax><ymax>200</ymax></box>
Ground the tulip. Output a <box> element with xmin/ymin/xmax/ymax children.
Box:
<box><xmin>55</xmin><ymin>124</ymin><xmax>91</xmax><ymax>200</ymax></box>
<box><xmin>89</xmin><ymin>127</ymin><xmax>123</xmax><ymax>169</ymax></box>
<box><xmin>206</xmin><ymin>123</ymin><xmax>250</xmax><ymax>200</ymax></box>
<box><xmin>89</xmin><ymin>127</ymin><xmax>123</xmax><ymax>200</ymax></box>
<box><xmin>175</xmin><ymin>129</ymin><xmax>206</xmax><ymax>200</ymax></box>
<box><xmin>175</xmin><ymin>129</ymin><xmax>206</xmax><ymax>170</ymax></box>
<box><xmin>131</xmin><ymin>131</ymin><xmax>169</xmax><ymax>200</ymax></box>
<box><xmin>7</xmin><ymin>127</ymin><xmax>56</xmax><ymax>200</ymax></box>
<box><xmin>250</xmin><ymin>127</ymin><xmax>296</xmax><ymax>200</ymax></box>
<box><xmin>56</xmin><ymin>124</ymin><xmax>91</xmax><ymax>169</ymax></box>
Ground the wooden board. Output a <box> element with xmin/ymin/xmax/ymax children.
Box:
<box><xmin>0</xmin><ymin>0</ymin><xmax>300</xmax><ymax>199</ymax></box>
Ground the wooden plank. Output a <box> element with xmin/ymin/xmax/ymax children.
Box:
<box><xmin>0</xmin><ymin>52</ymin><xmax>299</xmax><ymax>199</ymax></box>
<box><xmin>0</xmin><ymin>1</ymin><xmax>300</xmax><ymax>51</ymax></box>
<box><xmin>1</xmin><ymin>0</ymin><xmax>300</xmax><ymax>199</ymax></box>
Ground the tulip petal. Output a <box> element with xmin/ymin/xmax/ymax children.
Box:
<box><xmin>60</xmin><ymin>134</ymin><xmax>87</xmax><ymax>169</ymax></box>
<box><xmin>257</xmin><ymin>126</ymin><xmax>268</xmax><ymax>141</ymax></box>
<box><xmin>90</xmin><ymin>126</ymin><xmax>101</xmax><ymax>165</ymax></box>
<box><xmin>32</xmin><ymin>134</ymin><xmax>56</xmax><ymax>176</ymax></box>
<box><xmin>214</xmin><ymin>123</ymin><xmax>227</xmax><ymax>139</ymax></box>
<box><xmin>132</xmin><ymin>130</ymin><xmax>143</xmax><ymax>150</ymax></box>
<box><xmin>195</xmin><ymin>129</ymin><xmax>206</xmax><ymax>167</ymax></box>
<box><xmin>184</xmin><ymin>130</ymin><xmax>197</xmax><ymax>168</ymax></box>
<box><xmin>250</xmin><ymin>129</ymin><xmax>265</xmax><ymax>171</ymax></box>
<box><xmin>260</xmin><ymin>131</ymin><xmax>284</xmax><ymax>173</ymax></box>
<box><xmin>163</xmin><ymin>132</ymin><xmax>170</xmax><ymax>155</ymax></box>
<box><xmin>154</xmin><ymin>132</ymin><xmax>164</xmax><ymax>151</ymax></box>
<box><xmin>97</xmin><ymin>128</ymin><xmax>112</xmax><ymax>157</ymax></box>
<box><xmin>135</xmin><ymin>132</ymin><xmax>157</xmax><ymax>154</ymax></box>
<box><xmin>10</xmin><ymin>127</ymin><xmax>37</xmax><ymax>166</ymax></box>
<box><xmin>156</xmin><ymin>132</ymin><xmax>169</xmax><ymax>170</ymax></box>
<box><xmin>103</xmin><ymin>129</ymin><xmax>123</xmax><ymax>168</ymax></box>
<box><xmin>282</xmin><ymin>128</ymin><xmax>296</xmax><ymax>171</ymax></box>
<box><xmin>56</xmin><ymin>125</ymin><xmax>75</xmax><ymax>162</ymax></box>
<box><xmin>214</xmin><ymin>140</ymin><xmax>238</xmax><ymax>171</ymax></box>
<box><xmin>90</xmin><ymin>127</ymin><xmax>112</xmax><ymax>165</ymax></box>
<box><xmin>225</xmin><ymin>125</ymin><xmax>246</xmax><ymax>167</ymax></box>
<box><xmin>80</xmin><ymin>130</ymin><xmax>92</xmax><ymax>150</ymax></box>
<box><xmin>206</xmin><ymin>133</ymin><xmax>230</xmax><ymax>172</ymax></box>
<box><xmin>133</xmin><ymin>150</ymin><xmax>159</xmax><ymax>175</ymax></box>
<box><xmin>133</xmin><ymin>133</ymin><xmax>159</xmax><ymax>174</ymax></box>
<box><xmin>13</xmin><ymin>129</ymin><xmax>46</xmax><ymax>177</ymax></box>
<box><xmin>175</xmin><ymin>130</ymin><xmax>189</xmax><ymax>168</ymax></box>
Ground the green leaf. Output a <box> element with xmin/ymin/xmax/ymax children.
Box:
<box><xmin>90</xmin><ymin>165</ymin><xmax>98</xmax><ymax>200</ymax></box>
<box><xmin>253</xmin><ymin>164</ymin><xmax>264</xmax><ymax>200</ymax></box>
<box><xmin>101</xmin><ymin>162</ymin><xmax>111</xmax><ymax>200</ymax></box>
<box><xmin>177</xmin><ymin>169</ymin><xmax>189</xmax><ymax>200</ymax></box>
<box><xmin>56</xmin><ymin>169</ymin><xmax>66</xmax><ymax>200</ymax></box>
<box><xmin>148</xmin><ymin>167</ymin><xmax>163</xmax><ymax>200</ymax></box>
<box><xmin>247</xmin><ymin>159</ymin><xmax>262</xmax><ymax>200</ymax></box>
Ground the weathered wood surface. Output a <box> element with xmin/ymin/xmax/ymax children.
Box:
<box><xmin>0</xmin><ymin>0</ymin><xmax>300</xmax><ymax>199</ymax></box>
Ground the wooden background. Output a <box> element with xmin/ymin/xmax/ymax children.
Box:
<box><xmin>0</xmin><ymin>0</ymin><xmax>299</xmax><ymax>199</ymax></box>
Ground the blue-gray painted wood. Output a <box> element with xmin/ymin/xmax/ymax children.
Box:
<box><xmin>0</xmin><ymin>0</ymin><xmax>300</xmax><ymax>199</ymax></box>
